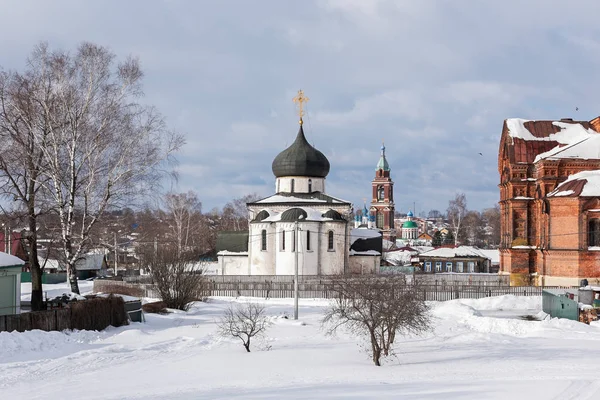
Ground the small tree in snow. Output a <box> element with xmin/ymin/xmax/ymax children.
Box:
<box><xmin>323</xmin><ymin>275</ymin><xmax>431</xmax><ymax>366</ymax></box>
<box><xmin>145</xmin><ymin>246</ymin><xmax>207</xmax><ymax>311</ymax></box>
<box><xmin>218</xmin><ymin>302</ymin><xmax>271</xmax><ymax>352</ymax></box>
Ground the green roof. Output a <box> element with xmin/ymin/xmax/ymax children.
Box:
<box><xmin>216</xmin><ymin>231</ymin><xmax>249</xmax><ymax>253</ymax></box>
<box><xmin>402</xmin><ymin>220</ymin><xmax>418</xmax><ymax>228</ymax></box>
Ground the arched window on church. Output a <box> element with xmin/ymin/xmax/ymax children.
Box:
<box><xmin>328</xmin><ymin>230</ymin><xmax>334</xmax><ymax>251</ymax></box>
<box><xmin>589</xmin><ymin>219</ymin><xmax>600</xmax><ymax>247</ymax></box>
<box><xmin>261</xmin><ymin>230</ymin><xmax>267</xmax><ymax>251</ymax></box>
<box><xmin>378</xmin><ymin>185</ymin><xmax>384</xmax><ymax>201</ymax></box>
<box><xmin>376</xmin><ymin>212</ymin><xmax>384</xmax><ymax>229</ymax></box>
<box><xmin>308</xmin><ymin>179</ymin><xmax>312</xmax><ymax>193</ymax></box>
<box><xmin>281</xmin><ymin>230</ymin><xmax>286</xmax><ymax>251</ymax></box>
<box><xmin>291</xmin><ymin>179</ymin><xmax>295</xmax><ymax>193</ymax></box>
<box><xmin>306</xmin><ymin>230</ymin><xmax>311</xmax><ymax>251</ymax></box>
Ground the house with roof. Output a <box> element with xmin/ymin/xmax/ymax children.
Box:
<box><xmin>419</xmin><ymin>246</ymin><xmax>491</xmax><ymax>274</ymax></box>
<box><xmin>0</xmin><ymin>252</ymin><xmax>25</xmax><ymax>316</ymax></box>
<box><xmin>0</xmin><ymin>231</ymin><xmax>29</xmax><ymax>270</ymax></box>
<box><xmin>216</xmin><ymin>92</ymin><xmax>381</xmax><ymax>275</ymax></box>
<box><xmin>499</xmin><ymin>116</ymin><xmax>600</xmax><ymax>285</ymax></box>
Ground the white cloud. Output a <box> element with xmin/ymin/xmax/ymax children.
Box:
<box><xmin>1</xmin><ymin>1</ymin><xmax>600</xmax><ymax>213</ymax></box>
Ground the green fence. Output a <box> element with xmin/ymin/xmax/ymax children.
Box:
<box><xmin>542</xmin><ymin>290</ymin><xmax>579</xmax><ymax>321</ymax></box>
<box><xmin>21</xmin><ymin>272</ymin><xmax>67</xmax><ymax>284</ymax></box>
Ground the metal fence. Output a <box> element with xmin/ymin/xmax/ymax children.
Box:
<box><xmin>96</xmin><ymin>279</ymin><xmax>570</xmax><ymax>302</ymax></box>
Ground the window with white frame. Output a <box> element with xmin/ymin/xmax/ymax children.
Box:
<box><xmin>446</xmin><ymin>262</ymin><xmax>452</xmax><ymax>272</ymax></box>
<box><xmin>435</xmin><ymin>262</ymin><xmax>442</xmax><ymax>272</ymax></box>
<box><xmin>456</xmin><ymin>261</ymin><xmax>464</xmax><ymax>273</ymax></box>
<box><xmin>468</xmin><ymin>261</ymin><xmax>475</xmax><ymax>273</ymax></box>
<box><xmin>280</xmin><ymin>230</ymin><xmax>285</xmax><ymax>251</ymax></box>
<box><xmin>425</xmin><ymin>262</ymin><xmax>431</xmax><ymax>272</ymax></box>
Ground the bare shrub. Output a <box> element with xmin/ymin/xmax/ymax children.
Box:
<box><xmin>217</xmin><ymin>302</ymin><xmax>271</xmax><ymax>352</ymax></box>
<box><xmin>97</xmin><ymin>282</ymin><xmax>145</xmax><ymax>298</ymax></box>
<box><xmin>145</xmin><ymin>246</ymin><xmax>208</xmax><ymax>311</ymax></box>
<box><xmin>322</xmin><ymin>275</ymin><xmax>431</xmax><ymax>366</ymax></box>
<box><xmin>142</xmin><ymin>301</ymin><xmax>168</xmax><ymax>314</ymax></box>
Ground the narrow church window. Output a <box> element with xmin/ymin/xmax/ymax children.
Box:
<box><xmin>308</xmin><ymin>179</ymin><xmax>312</xmax><ymax>193</ymax></box>
<box><xmin>281</xmin><ymin>230</ymin><xmax>286</xmax><ymax>251</ymax></box>
<box><xmin>261</xmin><ymin>230</ymin><xmax>267</xmax><ymax>251</ymax></box>
<box><xmin>291</xmin><ymin>179</ymin><xmax>295</xmax><ymax>193</ymax></box>
<box><xmin>292</xmin><ymin>229</ymin><xmax>296</xmax><ymax>252</ymax></box>
<box><xmin>378</xmin><ymin>185</ymin><xmax>384</xmax><ymax>200</ymax></box>
<box><xmin>588</xmin><ymin>219</ymin><xmax>600</xmax><ymax>247</ymax></box>
<box><xmin>328</xmin><ymin>231</ymin><xmax>334</xmax><ymax>251</ymax></box>
<box><xmin>306</xmin><ymin>230</ymin><xmax>311</xmax><ymax>251</ymax></box>
<box><xmin>376</xmin><ymin>212</ymin><xmax>384</xmax><ymax>229</ymax></box>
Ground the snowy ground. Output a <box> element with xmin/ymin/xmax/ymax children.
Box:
<box><xmin>3</xmin><ymin>283</ymin><xmax>600</xmax><ymax>399</ymax></box>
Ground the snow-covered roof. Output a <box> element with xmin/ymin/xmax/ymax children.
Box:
<box><xmin>76</xmin><ymin>253</ymin><xmax>106</xmax><ymax>271</ymax></box>
<box><xmin>350</xmin><ymin>227</ymin><xmax>381</xmax><ymax>245</ymax></box>
<box><xmin>535</xmin><ymin>134</ymin><xmax>600</xmax><ymax>162</ymax></box>
<box><xmin>349</xmin><ymin>250</ymin><xmax>381</xmax><ymax>256</ymax></box>
<box><xmin>478</xmin><ymin>249</ymin><xmax>500</xmax><ymax>264</ymax></box>
<box><xmin>384</xmin><ymin>250</ymin><xmax>415</xmax><ymax>266</ymax></box>
<box><xmin>349</xmin><ymin>227</ymin><xmax>382</xmax><ymax>254</ymax></box>
<box><xmin>420</xmin><ymin>246</ymin><xmax>490</xmax><ymax>259</ymax></box>
<box><xmin>252</xmin><ymin>192</ymin><xmax>350</xmax><ymax>205</ymax></box>
<box><xmin>548</xmin><ymin>170</ymin><xmax>600</xmax><ymax>198</ymax></box>
<box><xmin>507</xmin><ymin>119</ymin><xmax>596</xmax><ymax>143</ymax></box>
<box><xmin>0</xmin><ymin>251</ymin><xmax>24</xmax><ymax>268</ymax></box>
<box><xmin>39</xmin><ymin>258</ymin><xmax>65</xmax><ymax>271</ymax></box>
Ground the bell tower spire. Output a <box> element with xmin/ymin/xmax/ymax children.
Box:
<box><xmin>371</xmin><ymin>141</ymin><xmax>396</xmax><ymax>243</ymax></box>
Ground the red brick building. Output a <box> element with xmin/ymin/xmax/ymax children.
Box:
<box><xmin>370</xmin><ymin>144</ymin><xmax>396</xmax><ymax>243</ymax></box>
<box><xmin>499</xmin><ymin>117</ymin><xmax>600</xmax><ymax>285</ymax></box>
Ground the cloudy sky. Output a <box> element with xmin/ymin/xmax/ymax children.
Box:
<box><xmin>2</xmin><ymin>0</ymin><xmax>600</xmax><ymax>215</ymax></box>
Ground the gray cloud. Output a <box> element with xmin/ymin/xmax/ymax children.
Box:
<box><xmin>1</xmin><ymin>0</ymin><xmax>600</xmax><ymax>214</ymax></box>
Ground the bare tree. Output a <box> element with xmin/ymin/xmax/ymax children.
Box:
<box><xmin>482</xmin><ymin>205</ymin><xmax>501</xmax><ymax>247</ymax></box>
<box><xmin>24</xmin><ymin>42</ymin><xmax>183</xmax><ymax>294</ymax></box>
<box><xmin>163</xmin><ymin>191</ymin><xmax>202</xmax><ymax>255</ymax></box>
<box><xmin>221</xmin><ymin>193</ymin><xmax>261</xmax><ymax>231</ymax></box>
<box><xmin>217</xmin><ymin>302</ymin><xmax>271</xmax><ymax>352</ymax></box>
<box><xmin>447</xmin><ymin>193</ymin><xmax>467</xmax><ymax>246</ymax></box>
<box><xmin>145</xmin><ymin>246</ymin><xmax>207</xmax><ymax>311</ymax></box>
<box><xmin>323</xmin><ymin>276</ymin><xmax>430</xmax><ymax>366</ymax></box>
<box><xmin>0</xmin><ymin>45</ymin><xmax>58</xmax><ymax>310</ymax></box>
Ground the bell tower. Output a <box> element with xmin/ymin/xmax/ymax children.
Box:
<box><xmin>371</xmin><ymin>143</ymin><xmax>396</xmax><ymax>243</ymax></box>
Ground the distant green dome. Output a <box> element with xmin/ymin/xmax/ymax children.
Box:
<box><xmin>402</xmin><ymin>220</ymin><xmax>418</xmax><ymax>229</ymax></box>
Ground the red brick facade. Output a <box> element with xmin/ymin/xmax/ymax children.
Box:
<box><xmin>499</xmin><ymin>117</ymin><xmax>600</xmax><ymax>285</ymax></box>
<box><xmin>371</xmin><ymin>167</ymin><xmax>396</xmax><ymax>243</ymax></box>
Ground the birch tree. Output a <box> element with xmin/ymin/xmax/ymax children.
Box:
<box><xmin>0</xmin><ymin>45</ymin><xmax>55</xmax><ymax>310</ymax></box>
<box><xmin>447</xmin><ymin>193</ymin><xmax>467</xmax><ymax>246</ymax></box>
<box><xmin>33</xmin><ymin>42</ymin><xmax>183</xmax><ymax>294</ymax></box>
<box><xmin>164</xmin><ymin>191</ymin><xmax>202</xmax><ymax>255</ymax></box>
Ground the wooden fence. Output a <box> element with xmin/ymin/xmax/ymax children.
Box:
<box><xmin>95</xmin><ymin>279</ymin><xmax>568</xmax><ymax>302</ymax></box>
<box><xmin>0</xmin><ymin>296</ymin><xmax>128</xmax><ymax>333</ymax></box>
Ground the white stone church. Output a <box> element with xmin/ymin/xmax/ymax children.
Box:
<box><xmin>216</xmin><ymin>97</ymin><xmax>382</xmax><ymax>276</ymax></box>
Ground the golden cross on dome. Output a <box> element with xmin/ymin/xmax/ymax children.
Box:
<box><xmin>292</xmin><ymin>89</ymin><xmax>309</xmax><ymax>125</ymax></box>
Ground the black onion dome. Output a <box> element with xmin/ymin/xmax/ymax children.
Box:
<box><xmin>280</xmin><ymin>208</ymin><xmax>308</xmax><ymax>222</ymax></box>
<box><xmin>272</xmin><ymin>125</ymin><xmax>330</xmax><ymax>178</ymax></box>
<box><xmin>252</xmin><ymin>210</ymin><xmax>270</xmax><ymax>222</ymax></box>
<box><xmin>322</xmin><ymin>209</ymin><xmax>345</xmax><ymax>221</ymax></box>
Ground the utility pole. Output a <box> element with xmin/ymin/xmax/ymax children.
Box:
<box><xmin>114</xmin><ymin>232</ymin><xmax>118</xmax><ymax>276</ymax></box>
<box><xmin>294</xmin><ymin>221</ymin><xmax>299</xmax><ymax>320</ymax></box>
